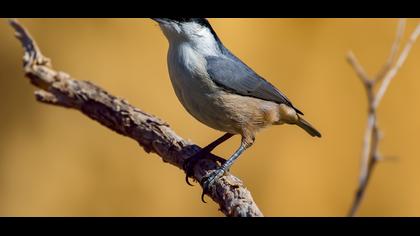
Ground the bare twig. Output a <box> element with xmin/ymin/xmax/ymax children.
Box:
<box><xmin>347</xmin><ymin>51</ymin><xmax>371</xmax><ymax>83</ymax></box>
<box><xmin>374</xmin><ymin>22</ymin><xmax>420</xmax><ymax>108</ymax></box>
<box><xmin>9</xmin><ymin>19</ymin><xmax>263</xmax><ymax>217</ymax></box>
<box><xmin>374</xmin><ymin>19</ymin><xmax>406</xmax><ymax>83</ymax></box>
<box><xmin>347</xmin><ymin>19</ymin><xmax>420</xmax><ymax>217</ymax></box>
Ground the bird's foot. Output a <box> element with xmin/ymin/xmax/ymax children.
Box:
<box><xmin>200</xmin><ymin>168</ymin><xmax>227</xmax><ymax>203</ymax></box>
<box><xmin>183</xmin><ymin>150</ymin><xmax>226</xmax><ymax>186</ymax></box>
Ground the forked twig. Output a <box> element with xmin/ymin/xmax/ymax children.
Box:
<box><xmin>347</xmin><ymin>19</ymin><xmax>420</xmax><ymax>217</ymax></box>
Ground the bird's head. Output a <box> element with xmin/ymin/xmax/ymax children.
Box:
<box><xmin>151</xmin><ymin>18</ymin><xmax>221</xmax><ymax>45</ymax></box>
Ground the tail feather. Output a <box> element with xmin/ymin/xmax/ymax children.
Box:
<box><xmin>296</xmin><ymin>116</ymin><xmax>321</xmax><ymax>138</ymax></box>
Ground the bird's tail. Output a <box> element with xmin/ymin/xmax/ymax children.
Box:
<box><xmin>296</xmin><ymin>116</ymin><xmax>321</xmax><ymax>138</ymax></box>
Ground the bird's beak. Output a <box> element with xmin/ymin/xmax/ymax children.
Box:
<box><xmin>151</xmin><ymin>18</ymin><xmax>169</xmax><ymax>24</ymax></box>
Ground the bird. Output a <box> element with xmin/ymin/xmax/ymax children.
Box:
<box><xmin>151</xmin><ymin>18</ymin><xmax>321</xmax><ymax>202</ymax></box>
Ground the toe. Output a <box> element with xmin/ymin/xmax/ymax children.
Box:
<box><xmin>183</xmin><ymin>155</ymin><xmax>200</xmax><ymax>186</ymax></box>
<box><xmin>200</xmin><ymin>169</ymin><xmax>225</xmax><ymax>203</ymax></box>
<box><xmin>200</xmin><ymin>176</ymin><xmax>211</xmax><ymax>203</ymax></box>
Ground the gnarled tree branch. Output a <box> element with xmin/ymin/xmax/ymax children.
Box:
<box><xmin>9</xmin><ymin>19</ymin><xmax>263</xmax><ymax>217</ymax></box>
<box><xmin>347</xmin><ymin>19</ymin><xmax>420</xmax><ymax>217</ymax></box>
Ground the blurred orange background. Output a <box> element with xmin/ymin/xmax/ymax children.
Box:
<box><xmin>0</xmin><ymin>18</ymin><xmax>419</xmax><ymax>216</ymax></box>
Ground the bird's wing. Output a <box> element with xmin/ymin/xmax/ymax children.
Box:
<box><xmin>205</xmin><ymin>55</ymin><xmax>303</xmax><ymax>115</ymax></box>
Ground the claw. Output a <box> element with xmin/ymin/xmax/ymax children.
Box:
<box><xmin>200</xmin><ymin>169</ymin><xmax>226</xmax><ymax>203</ymax></box>
<box><xmin>182</xmin><ymin>150</ymin><xmax>226</xmax><ymax>187</ymax></box>
<box><xmin>185</xmin><ymin>176</ymin><xmax>194</xmax><ymax>186</ymax></box>
<box><xmin>183</xmin><ymin>153</ymin><xmax>202</xmax><ymax>186</ymax></box>
<box><xmin>185</xmin><ymin>176</ymin><xmax>193</xmax><ymax>186</ymax></box>
<box><xmin>183</xmin><ymin>159</ymin><xmax>196</xmax><ymax>186</ymax></box>
<box><xmin>200</xmin><ymin>176</ymin><xmax>210</xmax><ymax>203</ymax></box>
<box><xmin>201</xmin><ymin>191</ymin><xmax>207</xmax><ymax>203</ymax></box>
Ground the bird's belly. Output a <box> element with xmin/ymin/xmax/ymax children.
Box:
<box><xmin>170</xmin><ymin>73</ymin><xmax>241</xmax><ymax>134</ymax></box>
<box><xmin>169</xmin><ymin>74</ymin><xmax>279</xmax><ymax>135</ymax></box>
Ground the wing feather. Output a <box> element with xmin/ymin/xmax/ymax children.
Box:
<box><xmin>205</xmin><ymin>56</ymin><xmax>303</xmax><ymax>115</ymax></box>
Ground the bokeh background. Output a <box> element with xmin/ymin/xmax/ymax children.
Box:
<box><xmin>0</xmin><ymin>18</ymin><xmax>419</xmax><ymax>216</ymax></box>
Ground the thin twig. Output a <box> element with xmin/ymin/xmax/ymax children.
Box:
<box><xmin>346</xmin><ymin>51</ymin><xmax>371</xmax><ymax>83</ymax></box>
<box><xmin>9</xmin><ymin>19</ymin><xmax>263</xmax><ymax>217</ymax></box>
<box><xmin>347</xmin><ymin>19</ymin><xmax>420</xmax><ymax>217</ymax></box>
<box><xmin>374</xmin><ymin>22</ymin><xmax>420</xmax><ymax>108</ymax></box>
<box><xmin>374</xmin><ymin>19</ymin><xmax>406</xmax><ymax>83</ymax></box>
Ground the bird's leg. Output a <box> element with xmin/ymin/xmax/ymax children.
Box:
<box><xmin>183</xmin><ymin>133</ymin><xmax>234</xmax><ymax>186</ymax></box>
<box><xmin>200</xmin><ymin>136</ymin><xmax>254</xmax><ymax>203</ymax></box>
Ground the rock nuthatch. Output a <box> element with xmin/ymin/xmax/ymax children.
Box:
<box><xmin>152</xmin><ymin>18</ymin><xmax>321</xmax><ymax>202</ymax></box>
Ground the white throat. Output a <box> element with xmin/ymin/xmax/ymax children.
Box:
<box><xmin>161</xmin><ymin>22</ymin><xmax>221</xmax><ymax>57</ymax></box>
